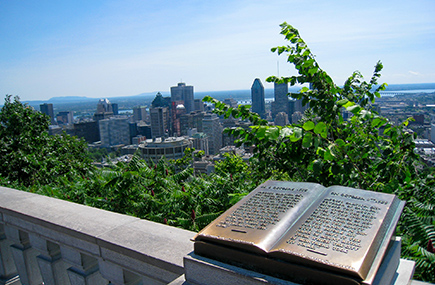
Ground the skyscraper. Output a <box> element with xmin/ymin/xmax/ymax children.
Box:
<box><xmin>133</xmin><ymin>106</ymin><xmax>148</xmax><ymax>122</ymax></box>
<box><xmin>202</xmin><ymin>113</ymin><xmax>223</xmax><ymax>155</ymax></box>
<box><xmin>40</xmin><ymin>103</ymin><xmax>56</xmax><ymax>125</ymax></box>
<box><xmin>150</xmin><ymin>107</ymin><xmax>170</xmax><ymax>139</ymax></box>
<box><xmin>99</xmin><ymin>117</ymin><xmax>130</xmax><ymax>147</ymax></box>
<box><xmin>251</xmin><ymin>78</ymin><xmax>265</xmax><ymax>118</ymax></box>
<box><xmin>271</xmin><ymin>82</ymin><xmax>289</xmax><ymax>119</ymax></box>
<box><xmin>170</xmin><ymin>82</ymin><xmax>194</xmax><ymax>113</ymax></box>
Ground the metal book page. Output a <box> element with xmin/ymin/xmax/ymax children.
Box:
<box><xmin>194</xmin><ymin>180</ymin><xmax>327</xmax><ymax>253</ymax></box>
<box><xmin>269</xmin><ymin>186</ymin><xmax>401</xmax><ymax>280</ymax></box>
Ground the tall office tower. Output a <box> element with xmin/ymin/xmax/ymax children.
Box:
<box><xmin>99</xmin><ymin>117</ymin><xmax>130</xmax><ymax>147</ymax></box>
<box><xmin>251</xmin><ymin>78</ymin><xmax>265</xmax><ymax>118</ymax></box>
<box><xmin>180</xmin><ymin>111</ymin><xmax>205</xmax><ymax>136</ymax></box>
<box><xmin>170</xmin><ymin>82</ymin><xmax>194</xmax><ymax>113</ymax></box>
<box><xmin>133</xmin><ymin>106</ymin><xmax>148</xmax><ymax>122</ymax></box>
<box><xmin>150</xmin><ymin>107</ymin><xmax>170</xmax><ymax>139</ymax></box>
<box><xmin>111</xmin><ymin>103</ymin><xmax>119</xmax><ymax>115</ymax></box>
<box><xmin>94</xmin><ymin>98</ymin><xmax>114</xmax><ymax>121</ymax></box>
<box><xmin>96</xmin><ymin>99</ymin><xmax>113</xmax><ymax>113</ymax></box>
<box><xmin>40</xmin><ymin>103</ymin><xmax>56</xmax><ymax>125</ymax></box>
<box><xmin>56</xmin><ymin>111</ymin><xmax>74</xmax><ymax>125</ymax></box>
<box><xmin>271</xmin><ymin>82</ymin><xmax>289</xmax><ymax>119</ymax></box>
<box><xmin>194</xmin><ymin>99</ymin><xmax>205</xmax><ymax>111</ymax></box>
<box><xmin>202</xmin><ymin>113</ymin><xmax>223</xmax><ymax>155</ymax></box>
<box><xmin>172</xmin><ymin>102</ymin><xmax>187</xmax><ymax>137</ymax></box>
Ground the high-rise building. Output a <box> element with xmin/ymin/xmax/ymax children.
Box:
<box><xmin>99</xmin><ymin>117</ymin><xmax>130</xmax><ymax>147</ymax></box>
<box><xmin>73</xmin><ymin>121</ymin><xmax>100</xmax><ymax>143</ymax></box>
<box><xmin>180</xmin><ymin>111</ymin><xmax>205</xmax><ymax>136</ymax></box>
<box><xmin>133</xmin><ymin>106</ymin><xmax>148</xmax><ymax>122</ymax></box>
<box><xmin>271</xmin><ymin>82</ymin><xmax>289</xmax><ymax>119</ymax></box>
<box><xmin>94</xmin><ymin>99</ymin><xmax>114</xmax><ymax>121</ymax></box>
<box><xmin>194</xmin><ymin>99</ymin><xmax>205</xmax><ymax>111</ymax></box>
<box><xmin>150</xmin><ymin>107</ymin><xmax>170</xmax><ymax>139</ymax></box>
<box><xmin>274</xmin><ymin>112</ymin><xmax>289</xmax><ymax>126</ymax></box>
<box><xmin>170</xmin><ymin>82</ymin><xmax>194</xmax><ymax>113</ymax></box>
<box><xmin>203</xmin><ymin>113</ymin><xmax>223</xmax><ymax>155</ymax></box>
<box><xmin>56</xmin><ymin>111</ymin><xmax>74</xmax><ymax>125</ymax></box>
<box><xmin>251</xmin><ymin>78</ymin><xmax>265</xmax><ymax>118</ymax></box>
<box><xmin>40</xmin><ymin>103</ymin><xmax>56</xmax><ymax>125</ymax></box>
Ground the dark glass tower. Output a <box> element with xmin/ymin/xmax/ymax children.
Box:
<box><xmin>170</xmin><ymin>82</ymin><xmax>194</xmax><ymax>113</ymax></box>
<box><xmin>251</xmin><ymin>78</ymin><xmax>265</xmax><ymax>118</ymax></box>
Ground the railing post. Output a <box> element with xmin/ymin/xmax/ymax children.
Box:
<box><xmin>5</xmin><ymin>226</ymin><xmax>43</xmax><ymax>285</ymax></box>
<box><xmin>60</xmin><ymin>245</ymin><xmax>107</xmax><ymax>285</ymax></box>
<box><xmin>29</xmin><ymin>234</ymin><xmax>70</xmax><ymax>285</ymax></box>
<box><xmin>99</xmin><ymin>259</ymin><xmax>144</xmax><ymax>285</ymax></box>
<box><xmin>0</xmin><ymin>224</ymin><xmax>20</xmax><ymax>285</ymax></box>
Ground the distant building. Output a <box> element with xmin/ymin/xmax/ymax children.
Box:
<box><xmin>96</xmin><ymin>99</ymin><xmax>113</xmax><ymax>113</ymax></box>
<box><xmin>291</xmin><ymin>111</ymin><xmax>303</xmax><ymax>124</ymax></box>
<box><xmin>73</xmin><ymin>120</ymin><xmax>100</xmax><ymax>143</ymax></box>
<box><xmin>56</xmin><ymin>111</ymin><xmax>74</xmax><ymax>125</ymax></box>
<box><xmin>139</xmin><ymin>137</ymin><xmax>193</xmax><ymax>162</ymax></box>
<box><xmin>274</xmin><ymin>112</ymin><xmax>289</xmax><ymax>126</ymax></box>
<box><xmin>40</xmin><ymin>103</ymin><xmax>56</xmax><ymax>125</ymax></box>
<box><xmin>172</xmin><ymin>102</ymin><xmax>187</xmax><ymax>137</ymax></box>
<box><xmin>191</xmin><ymin>132</ymin><xmax>209</xmax><ymax>156</ymax></box>
<box><xmin>194</xmin><ymin>99</ymin><xmax>205</xmax><ymax>111</ymax></box>
<box><xmin>137</xmin><ymin>121</ymin><xmax>152</xmax><ymax>139</ymax></box>
<box><xmin>180</xmin><ymin>111</ymin><xmax>206</xmax><ymax>136</ymax></box>
<box><xmin>99</xmin><ymin>117</ymin><xmax>130</xmax><ymax>147</ymax></box>
<box><xmin>171</xmin><ymin>82</ymin><xmax>194</xmax><ymax>113</ymax></box>
<box><xmin>203</xmin><ymin>113</ymin><xmax>223</xmax><ymax>155</ymax></box>
<box><xmin>94</xmin><ymin>99</ymin><xmax>114</xmax><ymax>121</ymax></box>
<box><xmin>111</xmin><ymin>103</ymin><xmax>119</xmax><ymax>115</ymax></box>
<box><xmin>251</xmin><ymin>78</ymin><xmax>265</xmax><ymax>118</ymax></box>
<box><xmin>223</xmin><ymin>98</ymin><xmax>238</xmax><ymax>108</ymax></box>
<box><xmin>288</xmin><ymin>96</ymin><xmax>308</xmax><ymax>124</ymax></box>
<box><xmin>133</xmin><ymin>106</ymin><xmax>148</xmax><ymax>122</ymax></box>
<box><xmin>271</xmin><ymin>82</ymin><xmax>288</xmax><ymax>119</ymax></box>
<box><xmin>150</xmin><ymin>107</ymin><xmax>170</xmax><ymax>139</ymax></box>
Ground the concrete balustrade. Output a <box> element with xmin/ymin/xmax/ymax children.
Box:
<box><xmin>0</xmin><ymin>186</ymin><xmax>194</xmax><ymax>285</ymax></box>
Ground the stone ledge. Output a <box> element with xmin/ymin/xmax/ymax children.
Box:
<box><xmin>0</xmin><ymin>186</ymin><xmax>195</xmax><ymax>281</ymax></box>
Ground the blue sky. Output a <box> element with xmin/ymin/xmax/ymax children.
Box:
<box><xmin>1</xmin><ymin>0</ymin><xmax>434</xmax><ymax>101</ymax></box>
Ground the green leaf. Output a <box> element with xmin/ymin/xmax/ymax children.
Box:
<box><xmin>290</xmin><ymin>127</ymin><xmax>303</xmax><ymax>142</ymax></box>
<box><xmin>335</xmin><ymin>139</ymin><xmax>345</xmax><ymax>147</ymax></box>
<box><xmin>302</xmin><ymin>132</ymin><xmax>313</xmax><ymax>148</ymax></box>
<box><xmin>302</xmin><ymin>121</ymin><xmax>315</xmax><ymax>131</ymax></box>
<box><xmin>347</xmin><ymin>105</ymin><xmax>362</xmax><ymax>115</ymax></box>
<box><xmin>265</xmin><ymin>127</ymin><xmax>279</xmax><ymax>140</ymax></box>
<box><xmin>343</xmin><ymin>101</ymin><xmax>355</xmax><ymax>108</ymax></box>
<box><xmin>314</xmin><ymin>122</ymin><xmax>328</xmax><ymax>139</ymax></box>
<box><xmin>337</xmin><ymin>99</ymin><xmax>349</xmax><ymax>106</ymax></box>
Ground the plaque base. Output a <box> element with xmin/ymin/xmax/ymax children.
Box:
<box><xmin>184</xmin><ymin>237</ymin><xmax>414</xmax><ymax>285</ymax></box>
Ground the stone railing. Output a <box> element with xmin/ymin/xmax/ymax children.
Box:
<box><xmin>0</xmin><ymin>186</ymin><xmax>194</xmax><ymax>285</ymax></box>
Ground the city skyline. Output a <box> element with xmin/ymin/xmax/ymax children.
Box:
<box><xmin>1</xmin><ymin>0</ymin><xmax>434</xmax><ymax>101</ymax></box>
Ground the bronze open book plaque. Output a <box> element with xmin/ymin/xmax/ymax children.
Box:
<box><xmin>194</xmin><ymin>180</ymin><xmax>404</xmax><ymax>283</ymax></box>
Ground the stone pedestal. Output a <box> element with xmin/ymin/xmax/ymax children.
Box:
<box><xmin>184</xmin><ymin>238</ymin><xmax>415</xmax><ymax>285</ymax></box>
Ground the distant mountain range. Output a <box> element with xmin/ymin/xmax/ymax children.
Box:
<box><xmin>15</xmin><ymin>83</ymin><xmax>435</xmax><ymax>106</ymax></box>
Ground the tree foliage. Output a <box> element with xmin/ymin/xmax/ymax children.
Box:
<box><xmin>0</xmin><ymin>95</ymin><xmax>92</xmax><ymax>186</ymax></box>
